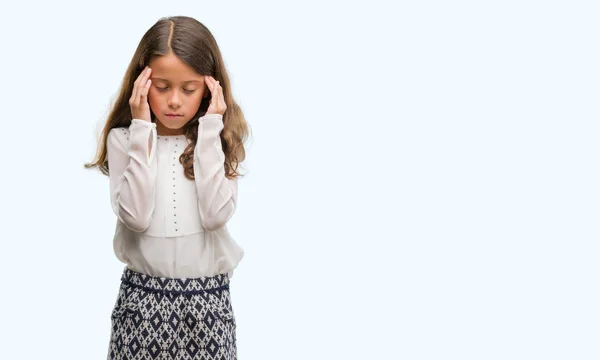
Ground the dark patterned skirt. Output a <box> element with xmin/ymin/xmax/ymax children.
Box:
<box><xmin>107</xmin><ymin>266</ymin><xmax>237</xmax><ymax>360</ymax></box>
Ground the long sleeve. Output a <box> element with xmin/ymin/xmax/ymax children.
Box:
<box><xmin>107</xmin><ymin>119</ymin><xmax>158</xmax><ymax>232</ymax></box>
<box><xmin>193</xmin><ymin>113</ymin><xmax>238</xmax><ymax>231</ymax></box>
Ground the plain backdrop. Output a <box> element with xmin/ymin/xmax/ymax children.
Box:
<box><xmin>0</xmin><ymin>1</ymin><xmax>598</xmax><ymax>359</ymax></box>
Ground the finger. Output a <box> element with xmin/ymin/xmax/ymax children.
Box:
<box><xmin>135</xmin><ymin>68</ymin><xmax>152</xmax><ymax>102</ymax></box>
<box><xmin>208</xmin><ymin>78</ymin><xmax>216</xmax><ymax>96</ymax></box>
<box><xmin>211</xmin><ymin>81</ymin><xmax>218</xmax><ymax>107</ymax></box>
<box><xmin>204</xmin><ymin>75</ymin><xmax>213</xmax><ymax>90</ymax></box>
<box><xmin>207</xmin><ymin>75</ymin><xmax>218</xmax><ymax>86</ymax></box>
<box><xmin>140</xmin><ymin>67</ymin><xmax>151</xmax><ymax>91</ymax></box>
<box><xmin>216</xmin><ymin>81</ymin><xmax>222</xmax><ymax>106</ymax></box>
<box><xmin>130</xmin><ymin>83</ymin><xmax>139</xmax><ymax>106</ymax></box>
<box><xmin>136</xmin><ymin>67</ymin><xmax>151</xmax><ymax>87</ymax></box>
<box><xmin>131</xmin><ymin>68</ymin><xmax>147</xmax><ymax>103</ymax></box>
<box><xmin>133</xmin><ymin>67</ymin><xmax>147</xmax><ymax>88</ymax></box>
<box><xmin>141</xmin><ymin>79</ymin><xmax>151</xmax><ymax>101</ymax></box>
<box><xmin>218</xmin><ymin>84</ymin><xmax>225</xmax><ymax>109</ymax></box>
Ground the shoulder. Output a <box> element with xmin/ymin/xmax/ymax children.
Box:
<box><xmin>107</xmin><ymin>126</ymin><xmax>130</xmax><ymax>150</ymax></box>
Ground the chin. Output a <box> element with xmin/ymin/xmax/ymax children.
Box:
<box><xmin>156</xmin><ymin>117</ymin><xmax>190</xmax><ymax>129</ymax></box>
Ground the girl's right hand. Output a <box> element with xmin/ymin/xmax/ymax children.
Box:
<box><xmin>129</xmin><ymin>66</ymin><xmax>152</xmax><ymax>122</ymax></box>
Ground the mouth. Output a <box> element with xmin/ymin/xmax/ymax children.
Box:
<box><xmin>165</xmin><ymin>114</ymin><xmax>183</xmax><ymax>118</ymax></box>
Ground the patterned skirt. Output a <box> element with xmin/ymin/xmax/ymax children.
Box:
<box><xmin>107</xmin><ymin>266</ymin><xmax>237</xmax><ymax>360</ymax></box>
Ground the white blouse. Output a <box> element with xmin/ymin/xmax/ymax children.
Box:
<box><xmin>106</xmin><ymin>113</ymin><xmax>244</xmax><ymax>279</ymax></box>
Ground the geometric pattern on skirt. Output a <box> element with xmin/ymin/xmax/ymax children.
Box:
<box><xmin>107</xmin><ymin>266</ymin><xmax>237</xmax><ymax>360</ymax></box>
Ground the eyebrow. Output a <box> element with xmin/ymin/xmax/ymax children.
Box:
<box><xmin>150</xmin><ymin>77</ymin><xmax>202</xmax><ymax>84</ymax></box>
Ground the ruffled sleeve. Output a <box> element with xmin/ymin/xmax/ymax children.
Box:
<box><xmin>193</xmin><ymin>113</ymin><xmax>238</xmax><ymax>231</ymax></box>
<box><xmin>107</xmin><ymin>119</ymin><xmax>158</xmax><ymax>232</ymax></box>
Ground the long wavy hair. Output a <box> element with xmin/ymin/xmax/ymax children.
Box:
<box><xmin>85</xmin><ymin>16</ymin><xmax>249</xmax><ymax>180</ymax></box>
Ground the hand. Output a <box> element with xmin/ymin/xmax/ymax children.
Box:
<box><xmin>205</xmin><ymin>76</ymin><xmax>227</xmax><ymax>116</ymax></box>
<box><xmin>129</xmin><ymin>66</ymin><xmax>152</xmax><ymax>122</ymax></box>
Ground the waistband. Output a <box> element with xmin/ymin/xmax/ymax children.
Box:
<box><xmin>120</xmin><ymin>266</ymin><xmax>230</xmax><ymax>295</ymax></box>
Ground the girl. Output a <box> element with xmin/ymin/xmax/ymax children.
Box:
<box><xmin>85</xmin><ymin>16</ymin><xmax>249</xmax><ymax>360</ymax></box>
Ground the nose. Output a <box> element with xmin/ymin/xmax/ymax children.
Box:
<box><xmin>168</xmin><ymin>92</ymin><xmax>181</xmax><ymax>109</ymax></box>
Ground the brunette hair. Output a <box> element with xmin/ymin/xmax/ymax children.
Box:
<box><xmin>85</xmin><ymin>16</ymin><xmax>249</xmax><ymax>180</ymax></box>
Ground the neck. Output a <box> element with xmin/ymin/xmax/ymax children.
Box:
<box><xmin>155</xmin><ymin>120</ymin><xmax>185</xmax><ymax>136</ymax></box>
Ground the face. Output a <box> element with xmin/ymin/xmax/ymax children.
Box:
<box><xmin>147</xmin><ymin>53</ymin><xmax>208</xmax><ymax>135</ymax></box>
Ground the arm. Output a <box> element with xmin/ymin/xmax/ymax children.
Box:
<box><xmin>107</xmin><ymin>119</ymin><xmax>158</xmax><ymax>232</ymax></box>
<box><xmin>193</xmin><ymin>113</ymin><xmax>238</xmax><ymax>231</ymax></box>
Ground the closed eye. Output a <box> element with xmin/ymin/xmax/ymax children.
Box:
<box><xmin>155</xmin><ymin>86</ymin><xmax>195</xmax><ymax>94</ymax></box>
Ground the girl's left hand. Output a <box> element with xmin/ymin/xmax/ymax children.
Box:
<box><xmin>205</xmin><ymin>76</ymin><xmax>227</xmax><ymax>116</ymax></box>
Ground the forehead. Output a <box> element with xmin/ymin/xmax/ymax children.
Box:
<box><xmin>148</xmin><ymin>53</ymin><xmax>203</xmax><ymax>82</ymax></box>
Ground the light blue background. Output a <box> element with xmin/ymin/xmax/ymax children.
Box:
<box><xmin>0</xmin><ymin>0</ymin><xmax>597</xmax><ymax>359</ymax></box>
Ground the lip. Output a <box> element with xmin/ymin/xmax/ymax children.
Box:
<box><xmin>165</xmin><ymin>114</ymin><xmax>183</xmax><ymax>117</ymax></box>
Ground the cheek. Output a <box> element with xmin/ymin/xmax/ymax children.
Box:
<box><xmin>190</xmin><ymin>93</ymin><xmax>204</xmax><ymax>108</ymax></box>
<box><xmin>147</xmin><ymin>91</ymin><xmax>160</xmax><ymax>110</ymax></box>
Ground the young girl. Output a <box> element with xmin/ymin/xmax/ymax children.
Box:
<box><xmin>85</xmin><ymin>16</ymin><xmax>249</xmax><ymax>360</ymax></box>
